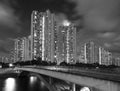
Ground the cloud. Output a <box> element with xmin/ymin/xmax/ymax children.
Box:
<box><xmin>66</xmin><ymin>0</ymin><xmax>120</xmax><ymax>55</ymax></box>
<box><xmin>0</xmin><ymin>39</ymin><xmax>10</xmax><ymax>54</ymax></box>
<box><xmin>97</xmin><ymin>32</ymin><xmax>116</xmax><ymax>39</ymax></box>
<box><xmin>0</xmin><ymin>46</ymin><xmax>9</xmax><ymax>53</ymax></box>
<box><xmin>101</xmin><ymin>40</ymin><xmax>120</xmax><ymax>54</ymax></box>
<box><xmin>68</xmin><ymin>0</ymin><xmax>120</xmax><ymax>31</ymax></box>
<box><xmin>104</xmin><ymin>43</ymin><xmax>112</xmax><ymax>48</ymax></box>
<box><xmin>113</xmin><ymin>42</ymin><xmax>120</xmax><ymax>46</ymax></box>
<box><xmin>0</xmin><ymin>39</ymin><xmax>14</xmax><ymax>55</ymax></box>
<box><xmin>0</xmin><ymin>1</ymin><xmax>21</xmax><ymax>36</ymax></box>
<box><xmin>115</xmin><ymin>36</ymin><xmax>120</xmax><ymax>41</ymax></box>
<box><xmin>0</xmin><ymin>0</ymin><xmax>22</xmax><ymax>56</ymax></box>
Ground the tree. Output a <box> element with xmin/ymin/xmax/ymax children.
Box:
<box><xmin>60</xmin><ymin>61</ymin><xmax>68</xmax><ymax>66</ymax></box>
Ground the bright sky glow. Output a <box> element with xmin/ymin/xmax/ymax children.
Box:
<box><xmin>62</xmin><ymin>20</ymin><xmax>71</xmax><ymax>26</ymax></box>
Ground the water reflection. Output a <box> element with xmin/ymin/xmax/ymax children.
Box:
<box><xmin>29</xmin><ymin>76</ymin><xmax>49</xmax><ymax>91</ymax></box>
<box><xmin>3</xmin><ymin>78</ymin><xmax>16</xmax><ymax>91</ymax></box>
<box><xmin>40</xmin><ymin>81</ymin><xmax>45</xmax><ymax>88</ymax></box>
<box><xmin>29</xmin><ymin>76</ymin><xmax>37</xmax><ymax>85</ymax></box>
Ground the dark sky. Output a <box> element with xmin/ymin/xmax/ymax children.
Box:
<box><xmin>0</xmin><ymin>0</ymin><xmax>120</xmax><ymax>56</ymax></box>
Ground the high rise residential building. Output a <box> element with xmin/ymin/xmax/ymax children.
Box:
<box><xmin>79</xmin><ymin>41</ymin><xmax>112</xmax><ymax>65</ymax></box>
<box><xmin>1</xmin><ymin>56</ymin><xmax>9</xmax><ymax>63</ymax></box>
<box><xmin>113</xmin><ymin>57</ymin><xmax>120</xmax><ymax>66</ymax></box>
<box><xmin>28</xmin><ymin>35</ymin><xmax>32</xmax><ymax>60</ymax></box>
<box><xmin>79</xmin><ymin>41</ymin><xmax>103</xmax><ymax>64</ymax></box>
<box><xmin>31</xmin><ymin>10</ymin><xmax>60</xmax><ymax>63</ymax></box>
<box><xmin>86</xmin><ymin>41</ymin><xmax>99</xmax><ymax>64</ymax></box>
<box><xmin>14</xmin><ymin>39</ymin><xmax>18</xmax><ymax>62</ymax></box>
<box><xmin>53</xmin><ymin>17</ymin><xmax>59</xmax><ymax>63</ymax></box>
<box><xmin>57</xmin><ymin>26</ymin><xmax>67</xmax><ymax>64</ymax></box>
<box><xmin>57</xmin><ymin>22</ymin><xmax>76</xmax><ymax>64</ymax></box>
<box><xmin>31</xmin><ymin>10</ymin><xmax>39</xmax><ymax>60</ymax></box>
<box><xmin>66</xmin><ymin>24</ymin><xmax>77</xmax><ymax>64</ymax></box>
<box><xmin>0</xmin><ymin>56</ymin><xmax>5</xmax><ymax>63</ymax></box>
<box><xmin>8</xmin><ymin>49</ymin><xmax>15</xmax><ymax>63</ymax></box>
<box><xmin>14</xmin><ymin>36</ymin><xmax>32</xmax><ymax>62</ymax></box>
<box><xmin>94</xmin><ymin>44</ymin><xmax>99</xmax><ymax>64</ymax></box>
<box><xmin>14</xmin><ymin>38</ymin><xmax>24</xmax><ymax>62</ymax></box>
<box><xmin>78</xmin><ymin>42</ymin><xmax>113</xmax><ymax>65</ymax></box>
<box><xmin>23</xmin><ymin>36</ymin><xmax>32</xmax><ymax>61</ymax></box>
<box><xmin>42</xmin><ymin>10</ymin><xmax>56</xmax><ymax>62</ymax></box>
<box><xmin>107</xmin><ymin>52</ymin><xmax>112</xmax><ymax>65</ymax></box>
<box><xmin>78</xmin><ymin>44</ymin><xmax>87</xmax><ymax>63</ymax></box>
<box><xmin>99</xmin><ymin>47</ymin><xmax>112</xmax><ymax>66</ymax></box>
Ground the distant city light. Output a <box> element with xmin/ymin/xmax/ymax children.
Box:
<box><xmin>0</xmin><ymin>65</ymin><xmax>2</xmax><ymax>68</ymax></box>
<box><xmin>54</xmin><ymin>55</ymin><xmax>57</xmax><ymax>58</ymax></box>
<box><xmin>62</xmin><ymin>20</ymin><xmax>71</xmax><ymax>26</ymax></box>
<box><xmin>9</xmin><ymin>63</ymin><xmax>13</xmax><ymax>67</ymax></box>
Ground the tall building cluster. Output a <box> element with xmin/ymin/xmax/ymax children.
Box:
<box><xmin>0</xmin><ymin>56</ymin><xmax>9</xmax><ymax>63</ymax></box>
<box><xmin>13</xmin><ymin>10</ymin><xmax>77</xmax><ymax>64</ymax></box>
<box><xmin>14</xmin><ymin>36</ymin><xmax>31</xmax><ymax>62</ymax></box>
<box><xmin>5</xmin><ymin>10</ymin><xmax>120</xmax><ymax>66</ymax></box>
<box><xmin>78</xmin><ymin>41</ymin><xmax>113</xmax><ymax>66</ymax></box>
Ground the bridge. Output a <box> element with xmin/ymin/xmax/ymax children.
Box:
<box><xmin>11</xmin><ymin>66</ymin><xmax>120</xmax><ymax>91</ymax></box>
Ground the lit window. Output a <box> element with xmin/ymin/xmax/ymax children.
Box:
<box><xmin>34</xmin><ymin>15</ymin><xmax>37</xmax><ymax>19</ymax></box>
<box><xmin>34</xmin><ymin>33</ymin><xmax>37</xmax><ymax>37</ymax></box>
<box><xmin>54</xmin><ymin>55</ymin><xmax>57</xmax><ymax>58</ymax></box>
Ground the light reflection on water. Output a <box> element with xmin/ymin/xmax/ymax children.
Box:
<box><xmin>29</xmin><ymin>76</ymin><xmax>37</xmax><ymax>85</ymax></box>
<box><xmin>3</xmin><ymin>78</ymin><xmax>16</xmax><ymax>91</ymax></box>
<box><xmin>1</xmin><ymin>74</ymin><xmax>49</xmax><ymax>91</ymax></box>
<box><xmin>40</xmin><ymin>81</ymin><xmax>45</xmax><ymax>88</ymax></box>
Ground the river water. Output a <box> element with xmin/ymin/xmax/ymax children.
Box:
<box><xmin>0</xmin><ymin>73</ymin><xmax>49</xmax><ymax>91</ymax></box>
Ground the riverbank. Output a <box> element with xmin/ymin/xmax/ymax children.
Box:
<box><xmin>0</xmin><ymin>68</ymin><xmax>19</xmax><ymax>78</ymax></box>
<box><xmin>0</xmin><ymin>73</ymin><xmax>18</xmax><ymax>79</ymax></box>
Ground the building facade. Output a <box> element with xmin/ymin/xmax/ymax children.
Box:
<box><xmin>8</xmin><ymin>49</ymin><xmax>15</xmax><ymax>63</ymax></box>
<box><xmin>78</xmin><ymin>41</ymin><xmax>113</xmax><ymax>65</ymax></box>
<box><xmin>79</xmin><ymin>41</ymin><xmax>99</xmax><ymax>64</ymax></box>
<box><xmin>78</xmin><ymin>44</ymin><xmax>87</xmax><ymax>63</ymax></box>
<box><xmin>57</xmin><ymin>23</ymin><xmax>77</xmax><ymax>64</ymax></box>
<box><xmin>99</xmin><ymin>47</ymin><xmax>112</xmax><ymax>66</ymax></box>
<box><xmin>86</xmin><ymin>41</ymin><xmax>99</xmax><ymax>64</ymax></box>
<box><xmin>14</xmin><ymin>38</ymin><xmax>24</xmax><ymax>62</ymax></box>
<box><xmin>31</xmin><ymin>10</ymin><xmax>60</xmax><ymax>63</ymax></box>
<box><xmin>14</xmin><ymin>36</ymin><xmax>31</xmax><ymax>62</ymax></box>
<box><xmin>31</xmin><ymin>10</ymin><xmax>40</xmax><ymax>60</ymax></box>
